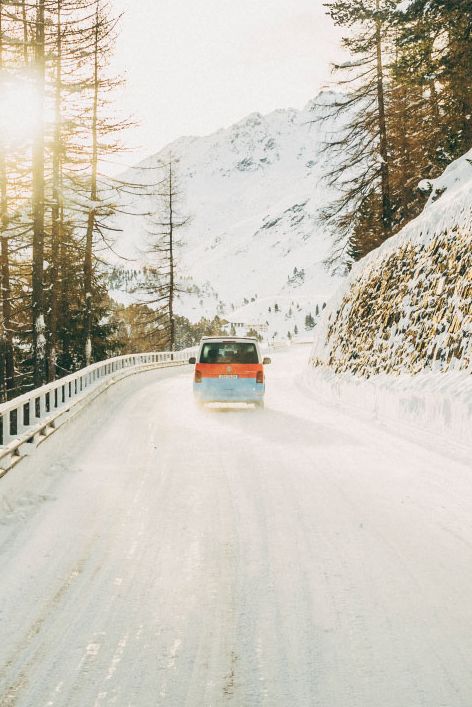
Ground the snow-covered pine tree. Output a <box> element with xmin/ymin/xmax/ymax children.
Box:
<box><xmin>305</xmin><ymin>314</ymin><xmax>315</xmax><ymax>330</ymax></box>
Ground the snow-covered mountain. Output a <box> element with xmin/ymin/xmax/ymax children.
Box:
<box><xmin>111</xmin><ymin>92</ymin><xmax>343</xmax><ymax>336</ymax></box>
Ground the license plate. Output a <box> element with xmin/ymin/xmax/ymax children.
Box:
<box><xmin>219</xmin><ymin>374</ymin><xmax>238</xmax><ymax>379</ymax></box>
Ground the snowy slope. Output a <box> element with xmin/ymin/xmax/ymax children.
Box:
<box><xmin>111</xmin><ymin>93</ymin><xmax>343</xmax><ymax>331</ymax></box>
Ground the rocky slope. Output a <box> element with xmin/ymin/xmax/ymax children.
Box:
<box><xmin>311</xmin><ymin>149</ymin><xmax>472</xmax><ymax>376</ymax></box>
<box><xmin>305</xmin><ymin>149</ymin><xmax>472</xmax><ymax>448</ymax></box>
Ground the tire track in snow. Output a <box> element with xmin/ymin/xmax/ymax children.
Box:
<box><xmin>0</xmin><ymin>542</ymin><xmax>96</xmax><ymax>706</ymax></box>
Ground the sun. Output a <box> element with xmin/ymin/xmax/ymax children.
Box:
<box><xmin>0</xmin><ymin>75</ymin><xmax>41</xmax><ymax>146</ymax></box>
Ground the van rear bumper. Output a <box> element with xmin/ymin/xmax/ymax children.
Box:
<box><xmin>194</xmin><ymin>378</ymin><xmax>264</xmax><ymax>402</ymax></box>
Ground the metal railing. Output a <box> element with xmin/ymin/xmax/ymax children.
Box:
<box><xmin>0</xmin><ymin>347</ymin><xmax>197</xmax><ymax>475</ymax></box>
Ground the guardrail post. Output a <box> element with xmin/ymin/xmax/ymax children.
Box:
<box><xmin>16</xmin><ymin>403</ymin><xmax>27</xmax><ymax>436</ymax></box>
<box><xmin>1</xmin><ymin>410</ymin><xmax>14</xmax><ymax>445</ymax></box>
<box><xmin>34</xmin><ymin>395</ymin><xmax>44</xmax><ymax>420</ymax></box>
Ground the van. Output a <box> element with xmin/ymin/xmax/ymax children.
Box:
<box><xmin>189</xmin><ymin>336</ymin><xmax>271</xmax><ymax>408</ymax></box>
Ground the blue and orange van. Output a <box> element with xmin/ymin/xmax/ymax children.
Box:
<box><xmin>189</xmin><ymin>336</ymin><xmax>271</xmax><ymax>408</ymax></box>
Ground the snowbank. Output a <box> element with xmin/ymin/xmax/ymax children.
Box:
<box><xmin>302</xmin><ymin>366</ymin><xmax>472</xmax><ymax>450</ymax></box>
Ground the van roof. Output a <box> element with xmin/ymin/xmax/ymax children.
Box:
<box><xmin>200</xmin><ymin>336</ymin><xmax>258</xmax><ymax>342</ymax></box>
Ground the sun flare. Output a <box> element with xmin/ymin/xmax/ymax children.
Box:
<box><xmin>0</xmin><ymin>77</ymin><xmax>41</xmax><ymax>146</ymax></box>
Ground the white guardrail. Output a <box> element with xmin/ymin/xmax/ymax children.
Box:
<box><xmin>0</xmin><ymin>347</ymin><xmax>197</xmax><ymax>477</ymax></box>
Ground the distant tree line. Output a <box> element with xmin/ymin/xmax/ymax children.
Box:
<box><xmin>111</xmin><ymin>305</ymin><xmax>227</xmax><ymax>353</ymax></box>
<box><xmin>320</xmin><ymin>0</ymin><xmax>472</xmax><ymax>267</ymax></box>
<box><xmin>0</xmin><ymin>0</ymin><xmax>142</xmax><ymax>402</ymax></box>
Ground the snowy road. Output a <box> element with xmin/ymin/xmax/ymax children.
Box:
<box><xmin>1</xmin><ymin>346</ymin><xmax>472</xmax><ymax>707</ymax></box>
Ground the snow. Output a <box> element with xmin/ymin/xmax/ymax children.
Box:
<box><xmin>303</xmin><ymin>365</ymin><xmax>472</xmax><ymax>451</ymax></box>
<box><xmin>396</xmin><ymin>0</ymin><xmax>414</xmax><ymax>10</ymax></box>
<box><xmin>36</xmin><ymin>314</ymin><xmax>47</xmax><ymax>359</ymax></box>
<box><xmin>225</xmin><ymin>294</ymin><xmax>329</xmax><ymax>340</ymax></box>
<box><xmin>85</xmin><ymin>337</ymin><xmax>92</xmax><ymax>364</ymax></box>
<box><xmin>1</xmin><ymin>347</ymin><xmax>472</xmax><ymax>705</ymax></box>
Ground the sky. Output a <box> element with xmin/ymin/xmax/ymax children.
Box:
<box><xmin>110</xmin><ymin>0</ymin><xmax>344</xmax><ymax>166</ymax></box>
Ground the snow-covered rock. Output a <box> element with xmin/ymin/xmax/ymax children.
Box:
<box><xmin>311</xmin><ymin>148</ymin><xmax>472</xmax><ymax>376</ymax></box>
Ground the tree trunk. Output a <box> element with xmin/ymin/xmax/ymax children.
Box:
<box><xmin>59</xmin><ymin>219</ymin><xmax>71</xmax><ymax>368</ymax></box>
<box><xmin>0</xmin><ymin>1</ymin><xmax>15</xmax><ymax>400</ymax></box>
<box><xmin>84</xmin><ymin>1</ymin><xmax>100</xmax><ymax>367</ymax></box>
<box><xmin>32</xmin><ymin>0</ymin><xmax>47</xmax><ymax>388</ymax></box>
<box><xmin>168</xmin><ymin>161</ymin><xmax>175</xmax><ymax>351</ymax></box>
<box><xmin>0</xmin><ymin>164</ymin><xmax>14</xmax><ymax>401</ymax></box>
<box><xmin>21</xmin><ymin>0</ymin><xmax>29</xmax><ymax>64</ymax></box>
<box><xmin>48</xmin><ymin>0</ymin><xmax>62</xmax><ymax>381</ymax></box>
<box><xmin>375</xmin><ymin>0</ymin><xmax>392</xmax><ymax>235</ymax></box>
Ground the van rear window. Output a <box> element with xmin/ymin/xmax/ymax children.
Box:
<box><xmin>200</xmin><ymin>342</ymin><xmax>259</xmax><ymax>364</ymax></box>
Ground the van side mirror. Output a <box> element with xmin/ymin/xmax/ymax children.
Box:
<box><xmin>188</xmin><ymin>357</ymin><xmax>196</xmax><ymax>364</ymax></box>
<box><xmin>263</xmin><ymin>357</ymin><xmax>271</xmax><ymax>365</ymax></box>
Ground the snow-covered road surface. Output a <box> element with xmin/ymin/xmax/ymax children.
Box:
<box><xmin>1</xmin><ymin>346</ymin><xmax>472</xmax><ymax>707</ymax></box>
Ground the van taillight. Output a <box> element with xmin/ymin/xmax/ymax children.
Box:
<box><xmin>256</xmin><ymin>370</ymin><xmax>264</xmax><ymax>384</ymax></box>
<box><xmin>195</xmin><ymin>370</ymin><xmax>202</xmax><ymax>383</ymax></box>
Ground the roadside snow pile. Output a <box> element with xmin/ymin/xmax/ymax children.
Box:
<box><xmin>302</xmin><ymin>366</ymin><xmax>472</xmax><ymax>449</ymax></box>
<box><xmin>307</xmin><ymin>149</ymin><xmax>472</xmax><ymax>446</ymax></box>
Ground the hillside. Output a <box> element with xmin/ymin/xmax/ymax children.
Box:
<box><xmin>306</xmin><ymin>149</ymin><xmax>472</xmax><ymax>446</ymax></box>
<box><xmin>110</xmin><ymin>93</ymin><xmax>343</xmax><ymax>335</ymax></box>
<box><xmin>311</xmin><ymin>148</ymin><xmax>472</xmax><ymax>375</ymax></box>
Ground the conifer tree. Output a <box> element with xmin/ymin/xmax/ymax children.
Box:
<box><xmin>83</xmin><ymin>0</ymin><xmax>101</xmax><ymax>367</ymax></box>
<box><xmin>321</xmin><ymin>0</ymin><xmax>472</xmax><ymax>270</ymax></box>
<box><xmin>141</xmin><ymin>156</ymin><xmax>189</xmax><ymax>351</ymax></box>
<box><xmin>401</xmin><ymin>0</ymin><xmax>472</xmax><ymax>160</ymax></box>
<box><xmin>0</xmin><ymin>0</ymin><xmax>15</xmax><ymax>399</ymax></box>
<box><xmin>0</xmin><ymin>0</ymin><xmax>135</xmax><ymax>396</ymax></box>
<box><xmin>31</xmin><ymin>0</ymin><xmax>47</xmax><ymax>387</ymax></box>
<box><xmin>319</xmin><ymin>0</ymin><xmax>397</xmax><ymax>265</ymax></box>
<box><xmin>78</xmin><ymin>0</ymin><xmax>132</xmax><ymax>366</ymax></box>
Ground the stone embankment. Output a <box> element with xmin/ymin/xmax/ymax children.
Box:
<box><xmin>311</xmin><ymin>231</ymin><xmax>471</xmax><ymax>376</ymax></box>
<box><xmin>311</xmin><ymin>149</ymin><xmax>472</xmax><ymax>377</ymax></box>
<box><xmin>306</xmin><ymin>150</ymin><xmax>472</xmax><ymax>448</ymax></box>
